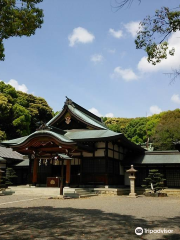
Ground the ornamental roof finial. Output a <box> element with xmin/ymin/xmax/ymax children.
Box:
<box><xmin>65</xmin><ymin>96</ymin><xmax>73</xmax><ymax>106</ymax></box>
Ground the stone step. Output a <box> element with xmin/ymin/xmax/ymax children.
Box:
<box><xmin>79</xmin><ymin>193</ymin><xmax>98</xmax><ymax>198</ymax></box>
<box><xmin>75</xmin><ymin>190</ymin><xmax>93</xmax><ymax>194</ymax></box>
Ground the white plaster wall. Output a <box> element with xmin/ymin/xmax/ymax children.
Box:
<box><xmin>114</xmin><ymin>145</ymin><xmax>118</xmax><ymax>152</ymax></box>
<box><xmin>95</xmin><ymin>149</ymin><xmax>104</xmax><ymax>157</ymax></box>
<box><xmin>83</xmin><ymin>152</ymin><xmax>93</xmax><ymax>157</ymax></box>
<box><xmin>108</xmin><ymin>142</ymin><xmax>113</xmax><ymax>149</ymax></box>
<box><xmin>108</xmin><ymin>149</ymin><xmax>113</xmax><ymax>158</ymax></box>
<box><xmin>114</xmin><ymin>151</ymin><xmax>119</xmax><ymax>159</ymax></box>
<box><xmin>74</xmin><ymin>158</ymin><xmax>79</xmax><ymax>165</ymax></box>
<box><xmin>72</xmin><ymin>153</ymin><xmax>81</xmax><ymax>156</ymax></box>
<box><xmin>96</xmin><ymin>142</ymin><xmax>105</xmax><ymax>148</ymax></box>
<box><xmin>59</xmin><ymin>160</ymin><xmax>67</xmax><ymax>165</ymax></box>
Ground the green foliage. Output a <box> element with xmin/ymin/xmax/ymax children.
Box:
<box><xmin>12</xmin><ymin>103</ymin><xmax>31</xmax><ymax>136</ymax></box>
<box><xmin>142</xmin><ymin>169</ymin><xmax>166</xmax><ymax>193</ymax></box>
<box><xmin>0</xmin><ymin>0</ymin><xmax>44</xmax><ymax>61</ymax></box>
<box><xmin>0</xmin><ymin>81</ymin><xmax>54</xmax><ymax>140</ymax></box>
<box><xmin>102</xmin><ymin>117</ymin><xmax>107</xmax><ymax>122</ymax></box>
<box><xmin>0</xmin><ymin>130</ymin><xmax>6</xmax><ymax>141</ymax></box>
<box><xmin>135</xmin><ymin>6</ymin><xmax>180</xmax><ymax>65</ymax></box>
<box><xmin>116</xmin><ymin>1</ymin><xmax>180</xmax><ymax>66</ymax></box>
<box><xmin>3</xmin><ymin>168</ymin><xmax>17</xmax><ymax>187</ymax></box>
<box><xmin>105</xmin><ymin>115</ymin><xmax>161</xmax><ymax>145</ymax></box>
<box><xmin>124</xmin><ymin>118</ymin><xmax>147</xmax><ymax>143</ymax></box>
<box><xmin>105</xmin><ymin>118</ymin><xmax>132</xmax><ymax>134</ymax></box>
<box><xmin>104</xmin><ymin>110</ymin><xmax>180</xmax><ymax>150</ymax></box>
<box><xmin>153</xmin><ymin>109</ymin><xmax>180</xmax><ymax>150</ymax></box>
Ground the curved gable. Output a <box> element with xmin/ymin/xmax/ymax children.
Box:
<box><xmin>47</xmin><ymin>98</ymin><xmax>107</xmax><ymax>130</ymax></box>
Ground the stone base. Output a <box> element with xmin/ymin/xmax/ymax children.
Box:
<box><xmin>144</xmin><ymin>192</ymin><xmax>167</xmax><ymax>197</ymax></box>
<box><xmin>1</xmin><ymin>189</ymin><xmax>15</xmax><ymax>195</ymax></box>
<box><xmin>127</xmin><ymin>193</ymin><xmax>138</xmax><ymax>198</ymax></box>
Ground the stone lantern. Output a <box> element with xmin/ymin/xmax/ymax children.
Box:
<box><xmin>126</xmin><ymin>165</ymin><xmax>138</xmax><ymax>198</ymax></box>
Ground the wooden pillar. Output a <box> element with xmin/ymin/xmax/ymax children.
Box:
<box><xmin>105</xmin><ymin>141</ymin><xmax>109</xmax><ymax>185</ymax></box>
<box><xmin>80</xmin><ymin>154</ymin><xmax>83</xmax><ymax>184</ymax></box>
<box><xmin>32</xmin><ymin>158</ymin><xmax>38</xmax><ymax>186</ymax></box>
<box><xmin>60</xmin><ymin>160</ymin><xmax>64</xmax><ymax>195</ymax></box>
<box><xmin>65</xmin><ymin>159</ymin><xmax>71</xmax><ymax>186</ymax></box>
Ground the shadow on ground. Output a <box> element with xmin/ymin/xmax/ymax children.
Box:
<box><xmin>0</xmin><ymin>204</ymin><xmax>179</xmax><ymax>240</ymax></box>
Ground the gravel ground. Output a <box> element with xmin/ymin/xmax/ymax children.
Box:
<box><xmin>0</xmin><ymin>194</ymin><xmax>180</xmax><ymax>240</ymax></box>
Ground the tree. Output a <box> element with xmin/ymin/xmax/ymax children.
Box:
<box><xmin>0</xmin><ymin>81</ymin><xmax>54</xmax><ymax>140</ymax></box>
<box><xmin>142</xmin><ymin>169</ymin><xmax>166</xmax><ymax>193</ymax></box>
<box><xmin>0</xmin><ymin>0</ymin><xmax>44</xmax><ymax>61</ymax></box>
<box><xmin>0</xmin><ymin>130</ymin><xmax>6</xmax><ymax>141</ymax></box>
<box><xmin>115</xmin><ymin>1</ymin><xmax>180</xmax><ymax>71</ymax></box>
<box><xmin>135</xmin><ymin>6</ymin><xmax>180</xmax><ymax>65</ymax></box>
<box><xmin>152</xmin><ymin>109</ymin><xmax>180</xmax><ymax>150</ymax></box>
<box><xmin>3</xmin><ymin>168</ymin><xmax>17</xmax><ymax>187</ymax></box>
<box><xmin>104</xmin><ymin>110</ymin><xmax>180</xmax><ymax>149</ymax></box>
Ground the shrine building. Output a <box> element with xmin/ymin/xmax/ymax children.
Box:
<box><xmin>1</xmin><ymin>97</ymin><xmax>180</xmax><ymax>191</ymax></box>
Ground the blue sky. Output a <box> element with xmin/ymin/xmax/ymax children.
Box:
<box><xmin>1</xmin><ymin>0</ymin><xmax>180</xmax><ymax>118</ymax></box>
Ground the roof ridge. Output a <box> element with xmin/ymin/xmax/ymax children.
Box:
<box><xmin>69</xmin><ymin>104</ymin><xmax>107</xmax><ymax>129</ymax></box>
<box><xmin>71</xmin><ymin>101</ymin><xmax>102</xmax><ymax>122</ymax></box>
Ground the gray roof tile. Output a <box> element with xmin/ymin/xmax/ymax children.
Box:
<box><xmin>0</xmin><ymin>146</ymin><xmax>24</xmax><ymax>160</ymax></box>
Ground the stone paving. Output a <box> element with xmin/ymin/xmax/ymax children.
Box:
<box><xmin>0</xmin><ymin>191</ymin><xmax>180</xmax><ymax>240</ymax></box>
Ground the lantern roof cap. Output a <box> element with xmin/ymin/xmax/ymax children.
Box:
<box><xmin>126</xmin><ymin>165</ymin><xmax>137</xmax><ymax>173</ymax></box>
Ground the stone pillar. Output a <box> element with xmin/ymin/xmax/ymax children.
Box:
<box><xmin>126</xmin><ymin>165</ymin><xmax>138</xmax><ymax>198</ymax></box>
<box><xmin>65</xmin><ymin>159</ymin><xmax>71</xmax><ymax>187</ymax></box>
<box><xmin>129</xmin><ymin>175</ymin><xmax>137</xmax><ymax>197</ymax></box>
<box><xmin>32</xmin><ymin>158</ymin><xmax>38</xmax><ymax>186</ymax></box>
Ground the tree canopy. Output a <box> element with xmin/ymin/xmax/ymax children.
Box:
<box><xmin>104</xmin><ymin>109</ymin><xmax>180</xmax><ymax>150</ymax></box>
<box><xmin>0</xmin><ymin>81</ymin><xmax>54</xmax><ymax>141</ymax></box>
<box><xmin>115</xmin><ymin>1</ymin><xmax>180</xmax><ymax>67</ymax></box>
<box><xmin>0</xmin><ymin>0</ymin><xmax>43</xmax><ymax>61</ymax></box>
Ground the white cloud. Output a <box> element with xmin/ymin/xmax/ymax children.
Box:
<box><xmin>0</xmin><ymin>79</ymin><xmax>28</xmax><ymax>93</ymax></box>
<box><xmin>124</xmin><ymin>21</ymin><xmax>140</xmax><ymax>38</ymax></box>
<box><xmin>91</xmin><ymin>54</ymin><xmax>103</xmax><ymax>63</ymax></box>
<box><xmin>109</xmin><ymin>28</ymin><xmax>123</xmax><ymax>39</ymax></box>
<box><xmin>89</xmin><ymin>108</ymin><xmax>102</xmax><ymax>117</ymax></box>
<box><xmin>111</xmin><ymin>66</ymin><xmax>138</xmax><ymax>81</ymax></box>
<box><xmin>89</xmin><ymin>108</ymin><xmax>114</xmax><ymax>118</ymax></box>
<box><xmin>68</xmin><ymin>27</ymin><xmax>95</xmax><ymax>47</ymax></box>
<box><xmin>108</xmin><ymin>49</ymin><xmax>116</xmax><ymax>54</ymax></box>
<box><xmin>149</xmin><ymin>105</ymin><xmax>162</xmax><ymax>115</ymax></box>
<box><xmin>138</xmin><ymin>31</ymin><xmax>180</xmax><ymax>73</ymax></box>
<box><xmin>171</xmin><ymin>94</ymin><xmax>180</xmax><ymax>104</ymax></box>
<box><xmin>105</xmin><ymin>113</ymin><xmax>114</xmax><ymax>118</ymax></box>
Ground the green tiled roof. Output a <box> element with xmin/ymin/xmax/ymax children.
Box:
<box><xmin>15</xmin><ymin>159</ymin><xmax>29</xmax><ymax>167</ymax></box>
<box><xmin>0</xmin><ymin>156</ymin><xmax>5</xmax><ymax>161</ymax></box>
<box><xmin>2</xmin><ymin>136</ymin><xmax>28</xmax><ymax>145</ymax></box>
<box><xmin>1</xmin><ymin>128</ymin><xmax>144</xmax><ymax>153</ymax></box>
<box><xmin>2</xmin><ymin>130</ymin><xmax>75</xmax><ymax>146</ymax></box>
<box><xmin>0</xmin><ymin>146</ymin><xmax>24</xmax><ymax>160</ymax></box>
<box><xmin>58</xmin><ymin>154</ymin><xmax>72</xmax><ymax>160</ymax></box>
<box><xmin>47</xmin><ymin>99</ymin><xmax>107</xmax><ymax>130</ymax></box>
<box><xmin>0</xmin><ymin>98</ymin><xmax>144</xmax><ymax>154</ymax></box>
<box><xmin>68</xmin><ymin>105</ymin><xmax>107</xmax><ymax>129</ymax></box>
<box><xmin>65</xmin><ymin>129</ymin><xmax>120</xmax><ymax>140</ymax></box>
<box><xmin>46</xmin><ymin>111</ymin><xmax>62</xmax><ymax>126</ymax></box>
<box><xmin>126</xmin><ymin>151</ymin><xmax>180</xmax><ymax>164</ymax></box>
